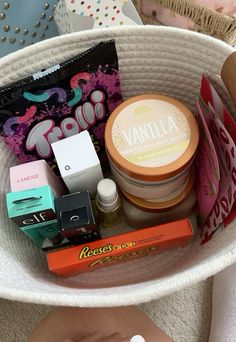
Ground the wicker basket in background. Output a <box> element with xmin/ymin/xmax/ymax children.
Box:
<box><xmin>134</xmin><ymin>0</ymin><xmax>236</xmax><ymax>45</ymax></box>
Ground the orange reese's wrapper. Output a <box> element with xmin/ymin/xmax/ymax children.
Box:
<box><xmin>47</xmin><ymin>218</ymin><xmax>193</xmax><ymax>277</ymax></box>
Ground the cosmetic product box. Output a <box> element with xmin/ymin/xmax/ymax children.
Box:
<box><xmin>10</xmin><ymin>160</ymin><xmax>66</xmax><ymax>197</ymax></box>
<box><xmin>47</xmin><ymin>218</ymin><xmax>193</xmax><ymax>277</ymax></box>
<box><xmin>52</xmin><ymin>131</ymin><xmax>103</xmax><ymax>196</ymax></box>
<box><xmin>6</xmin><ymin>185</ymin><xmax>63</xmax><ymax>250</ymax></box>
<box><xmin>54</xmin><ymin>191</ymin><xmax>100</xmax><ymax>242</ymax></box>
<box><xmin>54</xmin><ymin>0</ymin><xmax>142</xmax><ymax>35</ymax></box>
<box><xmin>22</xmin><ymin>219</ymin><xmax>60</xmax><ymax>250</ymax></box>
<box><xmin>6</xmin><ymin>185</ymin><xmax>56</xmax><ymax>227</ymax></box>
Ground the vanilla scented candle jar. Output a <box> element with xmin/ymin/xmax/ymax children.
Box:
<box><xmin>105</xmin><ymin>94</ymin><xmax>199</xmax><ymax>201</ymax></box>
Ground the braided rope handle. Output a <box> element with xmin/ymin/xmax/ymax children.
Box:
<box><xmin>134</xmin><ymin>0</ymin><xmax>236</xmax><ymax>45</ymax></box>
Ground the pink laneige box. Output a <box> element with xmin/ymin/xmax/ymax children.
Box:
<box><xmin>10</xmin><ymin>160</ymin><xmax>66</xmax><ymax>197</ymax></box>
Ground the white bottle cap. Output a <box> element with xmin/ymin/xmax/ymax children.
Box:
<box><xmin>130</xmin><ymin>336</ymin><xmax>146</xmax><ymax>342</ymax></box>
<box><xmin>97</xmin><ymin>178</ymin><xmax>119</xmax><ymax>211</ymax></box>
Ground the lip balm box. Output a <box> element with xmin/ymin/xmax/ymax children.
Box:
<box><xmin>55</xmin><ymin>191</ymin><xmax>100</xmax><ymax>243</ymax></box>
<box><xmin>10</xmin><ymin>160</ymin><xmax>66</xmax><ymax>197</ymax></box>
<box><xmin>6</xmin><ymin>185</ymin><xmax>57</xmax><ymax>227</ymax></box>
<box><xmin>52</xmin><ymin>131</ymin><xmax>103</xmax><ymax>195</ymax></box>
<box><xmin>47</xmin><ymin>218</ymin><xmax>193</xmax><ymax>277</ymax></box>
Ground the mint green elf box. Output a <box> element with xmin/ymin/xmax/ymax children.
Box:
<box><xmin>6</xmin><ymin>186</ymin><xmax>60</xmax><ymax>248</ymax></box>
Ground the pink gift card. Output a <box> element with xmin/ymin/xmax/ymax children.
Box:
<box><xmin>195</xmin><ymin>102</ymin><xmax>220</xmax><ymax>225</ymax></box>
<box><xmin>200</xmin><ymin>104</ymin><xmax>236</xmax><ymax>242</ymax></box>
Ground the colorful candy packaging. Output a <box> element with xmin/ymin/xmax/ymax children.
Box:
<box><xmin>0</xmin><ymin>41</ymin><xmax>122</xmax><ymax>171</ymax></box>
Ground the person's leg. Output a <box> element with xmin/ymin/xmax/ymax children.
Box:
<box><xmin>28</xmin><ymin>306</ymin><xmax>175</xmax><ymax>342</ymax></box>
<box><xmin>209</xmin><ymin>263</ymin><xmax>236</xmax><ymax>342</ymax></box>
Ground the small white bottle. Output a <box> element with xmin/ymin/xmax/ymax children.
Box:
<box><xmin>95</xmin><ymin>179</ymin><xmax>122</xmax><ymax>229</ymax></box>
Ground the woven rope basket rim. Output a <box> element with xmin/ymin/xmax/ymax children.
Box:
<box><xmin>134</xmin><ymin>0</ymin><xmax>236</xmax><ymax>45</ymax></box>
<box><xmin>0</xmin><ymin>26</ymin><xmax>235</xmax><ymax>307</ymax></box>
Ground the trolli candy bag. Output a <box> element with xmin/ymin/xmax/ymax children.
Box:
<box><xmin>0</xmin><ymin>41</ymin><xmax>122</xmax><ymax>170</ymax></box>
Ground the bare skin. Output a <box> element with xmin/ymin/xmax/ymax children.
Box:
<box><xmin>28</xmin><ymin>306</ymin><xmax>175</xmax><ymax>342</ymax></box>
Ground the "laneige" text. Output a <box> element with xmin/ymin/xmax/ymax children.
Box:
<box><xmin>122</xmin><ymin>116</ymin><xmax>179</xmax><ymax>147</ymax></box>
<box><xmin>17</xmin><ymin>174</ymin><xmax>39</xmax><ymax>183</ymax></box>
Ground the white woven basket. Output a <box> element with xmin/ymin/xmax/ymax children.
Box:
<box><xmin>0</xmin><ymin>26</ymin><xmax>235</xmax><ymax>307</ymax></box>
